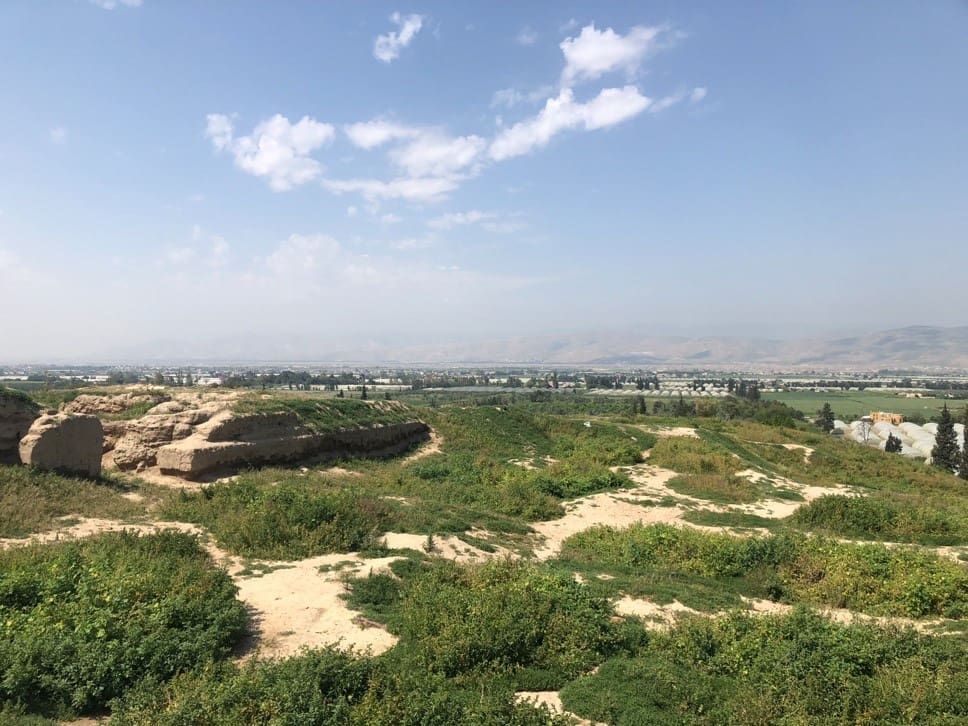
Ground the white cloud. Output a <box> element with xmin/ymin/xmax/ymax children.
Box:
<box><xmin>322</xmin><ymin>175</ymin><xmax>461</xmax><ymax>202</ymax></box>
<box><xmin>346</xmin><ymin>205</ymin><xmax>359</xmax><ymax>218</ymax></box>
<box><xmin>560</xmin><ymin>18</ymin><xmax>579</xmax><ymax>33</ymax></box>
<box><xmin>206</xmin><ymin>113</ymin><xmax>335</xmax><ymax>191</ymax></box>
<box><xmin>428</xmin><ymin>210</ymin><xmax>524</xmax><ymax>234</ymax></box>
<box><xmin>263</xmin><ymin>233</ymin><xmax>341</xmax><ymax>276</ymax></box>
<box><xmin>690</xmin><ymin>87</ymin><xmax>708</xmax><ymax>104</ymax></box>
<box><xmin>389</xmin><ymin>133</ymin><xmax>486</xmax><ymax>178</ymax></box>
<box><xmin>427</xmin><ymin>210</ymin><xmax>493</xmax><ymax>230</ymax></box>
<box><xmin>89</xmin><ymin>0</ymin><xmax>141</xmax><ymax>8</ymax></box>
<box><xmin>391</xmin><ymin>237</ymin><xmax>433</xmax><ymax>251</ymax></box>
<box><xmin>49</xmin><ymin>127</ymin><xmax>67</xmax><ymax>144</ymax></box>
<box><xmin>516</xmin><ymin>27</ymin><xmax>538</xmax><ymax>46</ymax></box>
<box><xmin>490</xmin><ymin>85</ymin><xmax>554</xmax><ymax>109</ymax></box>
<box><xmin>165</xmin><ymin>247</ymin><xmax>196</xmax><ymax>265</ymax></box>
<box><xmin>344</xmin><ymin>119</ymin><xmax>420</xmax><ymax>149</ymax></box>
<box><xmin>205</xmin><ymin>113</ymin><xmax>234</xmax><ymax>151</ymax></box>
<box><xmin>209</xmin><ymin>236</ymin><xmax>230</xmax><ymax>268</ymax></box>
<box><xmin>380</xmin><ymin>213</ymin><xmax>403</xmax><ymax>224</ymax></box>
<box><xmin>489</xmin><ymin>86</ymin><xmax>649</xmax><ymax>161</ymax></box>
<box><xmin>373</xmin><ymin>12</ymin><xmax>424</xmax><ymax>63</ymax></box>
<box><xmin>560</xmin><ymin>23</ymin><xmax>665</xmax><ymax>86</ymax></box>
<box><xmin>648</xmin><ymin>90</ymin><xmax>688</xmax><ymax>114</ymax></box>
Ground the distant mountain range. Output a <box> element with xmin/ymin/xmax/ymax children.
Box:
<box><xmin>84</xmin><ymin>325</ymin><xmax>968</xmax><ymax>370</ymax></box>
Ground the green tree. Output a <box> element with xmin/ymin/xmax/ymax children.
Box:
<box><xmin>930</xmin><ymin>404</ymin><xmax>959</xmax><ymax>473</ymax></box>
<box><xmin>885</xmin><ymin>433</ymin><xmax>903</xmax><ymax>453</ymax></box>
<box><xmin>817</xmin><ymin>402</ymin><xmax>835</xmax><ymax>433</ymax></box>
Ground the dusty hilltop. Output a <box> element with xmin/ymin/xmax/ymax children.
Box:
<box><xmin>2</xmin><ymin>387</ymin><xmax>430</xmax><ymax>480</ymax></box>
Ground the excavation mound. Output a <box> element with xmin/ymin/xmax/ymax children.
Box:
<box><xmin>155</xmin><ymin>411</ymin><xmax>429</xmax><ymax>479</ymax></box>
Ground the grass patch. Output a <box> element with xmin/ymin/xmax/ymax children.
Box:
<box><xmin>682</xmin><ymin>510</ymin><xmax>779</xmax><ymax>530</ymax></box>
<box><xmin>646</xmin><ymin>436</ymin><xmax>744</xmax><ymax>476</ymax></box>
<box><xmin>788</xmin><ymin>494</ymin><xmax>968</xmax><ymax>546</ymax></box>
<box><xmin>667</xmin><ymin>474</ymin><xmax>760</xmax><ymax>504</ymax></box>
<box><xmin>561</xmin><ymin>607</ymin><xmax>968</xmax><ymax>725</ymax></box>
<box><xmin>559</xmin><ymin>523</ymin><xmax>968</xmax><ymax>618</ymax></box>
<box><xmin>232</xmin><ymin>395</ymin><xmax>416</xmax><ymax>433</ymax></box>
<box><xmin>0</xmin><ymin>531</ymin><xmax>247</xmax><ymax>719</ymax></box>
<box><xmin>109</xmin><ymin>646</ymin><xmax>573</xmax><ymax>725</ymax></box>
<box><xmin>0</xmin><ymin>465</ymin><xmax>148</xmax><ymax>538</ymax></box>
<box><xmin>161</xmin><ymin>475</ymin><xmax>396</xmax><ymax>559</ymax></box>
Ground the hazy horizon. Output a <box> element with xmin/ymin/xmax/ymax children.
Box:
<box><xmin>2</xmin><ymin>1</ymin><xmax>966</xmax><ymax>361</ymax></box>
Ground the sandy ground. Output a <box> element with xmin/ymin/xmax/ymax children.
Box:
<box><xmin>782</xmin><ymin>443</ymin><xmax>815</xmax><ymax>462</ymax></box>
<box><xmin>509</xmin><ymin>454</ymin><xmax>559</xmax><ymax>470</ymax></box>
<box><xmin>613</xmin><ymin>594</ymin><xmax>953</xmax><ymax>635</ymax></box>
<box><xmin>613</xmin><ymin>595</ymin><xmax>701</xmax><ymax>630</ymax></box>
<box><xmin>514</xmin><ymin>691</ymin><xmax>604</xmax><ymax>726</ymax></box>
<box><xmin>0</xmin><ymin>517</ymin><xmax>211</xmax><ymax>552</ymax></box>
<box><xmin>732</xmin><ymin>468</ymin><xmax>854</xmax><ymax>519</ymax></box>
<box><xmin>402</xmin><ymin>430</ymin><xmax>442</xmax><ymax>464</ymax></box>
<box><xmin>381</xmin><ymin>531</ymin><xmax>512</xmax><ymax>562</ymax></box>
<box><xmin>531</xmin><ymin>464</ymin><xmax>687</xmax><ymax>561</ymax></box>
<box><xmin>651</xmin><ymin>426</ymin><xmax>700</xmax><ymax>438</ymax></box>
<box><xmin>235</xmin><ymin>553</ymin><xmax>402</xmax><ymax>659</ymax></box>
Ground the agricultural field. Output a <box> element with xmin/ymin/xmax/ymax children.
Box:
<box><xmin>1</xmin><ymin>391</ymin><xmax>966</xmax><ymax>724</ymax></box>
<box><xmin>763</xmin><ymin>389</ymin><xmax>951</xmax><ymax>421</ymax></box>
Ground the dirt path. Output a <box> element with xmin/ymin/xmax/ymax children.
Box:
<box><xmin>235</xmin><ymin>554</ymin><xmax>401</xmax><ymax>659</ymax></box>
<box><xmin>650</xmin><ymin>426</ymin><xmax>700</xmax><ymax>438</ymax></box>
<box><xmin>613</xmin><ymin>594</ymin><xmax>952</xmax><ymax>635</ymax></box>
<box><xmin>514</xmin><ymin>691</ymin><xmax>603</xmax><ymax>726</ymax></box>
<box><xmin>402</xmin><ymin>430</ymin><xmax>442</xmax><ymax>464</ymax></box>
<box><xmin>531</xmin><ymin>464</ymin><xmax>687</xmax><ymax>560</ymax></box>
<box><xmin>782</xmin><ymin>443</ymin><xmax>815</xmax><ymax>463</ymax></box>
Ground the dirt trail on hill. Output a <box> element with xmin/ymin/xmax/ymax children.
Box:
<box><xmin>401</xmin><ymin>430</ymin><xmax>442</xmax><ymax>463</ymax></box>
<box><xmin>514</xmin><ymin>691</ymin><xmax>603</xmax><ymax>725</ymax></box>
<box><xmin>234</xmin><ymin>554</ymin><xmax>401</xmax><ymax>658</ymax></box>
<box><xmin>531</xmin><ymin>464</ymin><xmax>687</xmax><ymax>560</ymax></box>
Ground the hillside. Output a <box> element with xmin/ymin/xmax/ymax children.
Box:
<box><xmin>85</xmin><ymin>326</ymin><xmax>968</xmax><ymax>370</ymax></box>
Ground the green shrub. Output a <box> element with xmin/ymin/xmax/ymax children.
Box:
<box><xmin>111</xmin><ymin>648</ymin><xmax>372</xmax><ymax>725</ymax></box>
<box><xmin>233</xmin><ymin>396</ymin><xmax>414</xmax><ymax>434</ymax></box>
<box><xmin>560</xmin><ymin>524</ymin><xmax>968</xmax><ymax>618</ymax></box>
<box><xmin>365</xmin><ymin>559</ymin><xmax>622</xmax><ymax>686</ymax></box>
<box><xmin>647</xmin><ymin>437</ymin><xmax>743</xmax><ymax>476</ymax></box>
<box><xmin>561</xmin><ymin>608</ymin><xmax>968</xmax><ymax>725</ymax></box>
<box><xmin>667</xmin><ymin>473</ymin><xmax>760</xmax><ymax>503</ymax></box>
<box><xmin>163</xmin><ymin>477</ymin><xmax>394</xmax><ymax>559</ymax></box>
<box><xmin>0</xmin><ymin>531</ymin><xmax>246</xmax><ymax>717</ymax></box>
<box><xmin>789</xmin><ymin>494</ymin><xmax>967</xmax><ymax>546</ymax></box>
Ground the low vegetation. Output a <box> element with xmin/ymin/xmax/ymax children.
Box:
<box><xmin>561</xmin><ymin>608</ymin><xmax>968</xmax><ymax>724</ymax></box>
<box><xmin>0</xmin><ymin>531</ymin><xmax>247</xmax><ymax>719</ymax></box>
<box><xmin>232</xmin><ymin>395</ymin><xmax>415</xmax><ymax>433</ymax></box>
<box><xmin>0</xmin><ymin>465</ymin><xmax>147</xmax><ymax>538</ymax></box>
<box><xmin>3</xmin><ymin>391</ymin><xmax>967</xmax><ymax>723</ymax></box>
<box><xmin>163</xmin><ymin>476</ymin><xmax>395</xmax><ymax>559</ymax></box>
<box><xmin>559</xmin><ymin>523</ymin><xmax>968</xmax><ymax>618</ymax></box>
<box><xmin>788</xmin><ymin>494</ymin><xmax>968</xmax><ymax>546</ymax></box>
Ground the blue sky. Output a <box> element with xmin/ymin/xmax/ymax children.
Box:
<box><xmin>1</xmin><ymin>1</ymin><xmax>966</xmax><ymax>360</ymax></box>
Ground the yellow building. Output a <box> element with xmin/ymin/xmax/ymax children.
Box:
<box><xmin>871</xmin><ymin>411</ymin><xmax>904</xmax><ymax>425</ymax></box>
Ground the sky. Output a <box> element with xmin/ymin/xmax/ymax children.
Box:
<box><xmin>0</xmin><ymin>1</ymin><xmax>966</xmax><ymax>361</ymax></box>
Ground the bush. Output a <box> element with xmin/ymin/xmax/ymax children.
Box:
<box><xmin>560</xmin><ymin>523</ymin><xmax>968</xmax><ymax>618</ymax></box>
<box><xmin>111</xmin><ymin>648</ymin><xmax>372</xmax><ymax>725</ymax></box>
<box><xmin>390</xmin><ymin>559</ymin><xmax>620</xmax><ymax>686</ymax></box>
<box><xmin>561</xmin><ymin>608</ymin><xmax>968</xmax><ymax>725</ymax></box>
<box><xmin>163</xmin><ymin>477</ymin><xmax>394</xmax><ymax>559</ymax></box>
<box><xmin>646</xmin><ymin>437</ymin><xmax>743</xmax><ymax>477</ymax></box>
<box><xmin>0</xmin><ymin>531</ymin><xmax>246</xmax><ymax>717</ymax></box>
<box><xmin>789</xmin><ymin>494</ymin><xmax>966</xmax><ymax>546</ymax></box>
